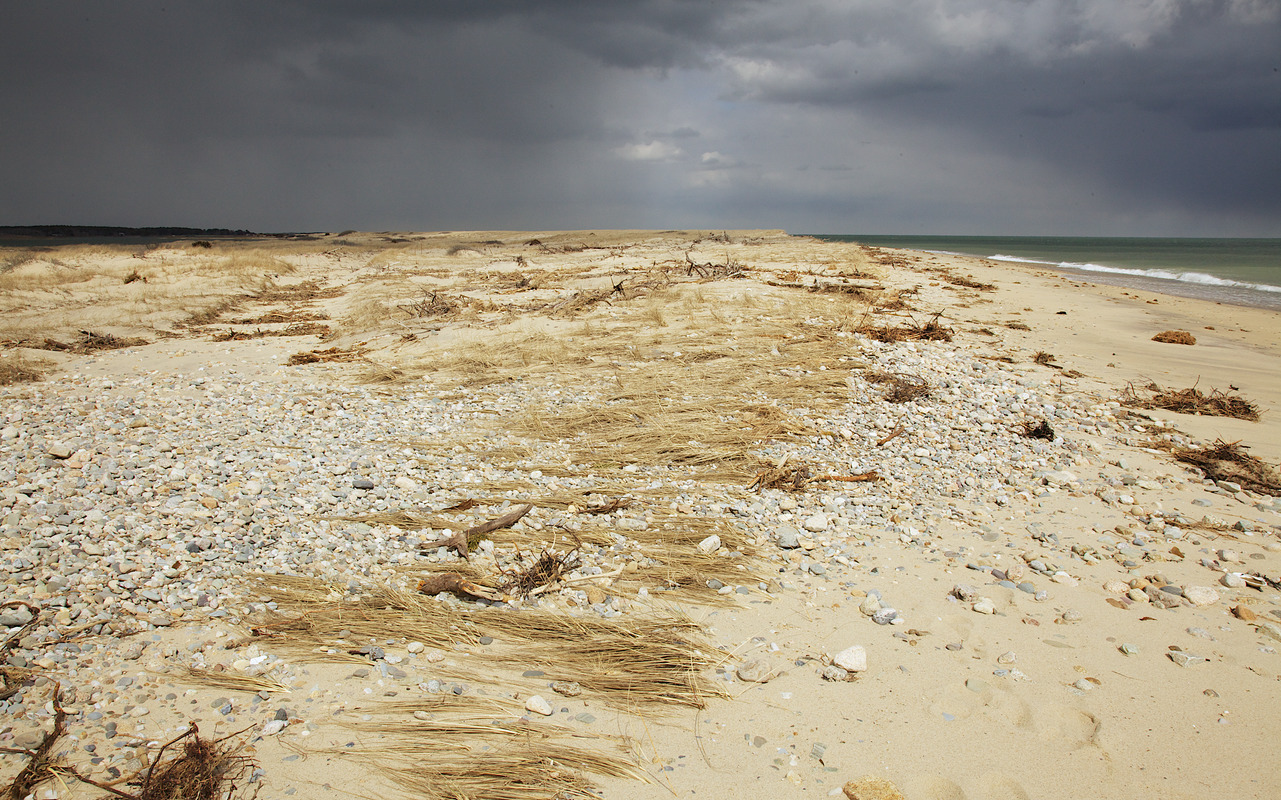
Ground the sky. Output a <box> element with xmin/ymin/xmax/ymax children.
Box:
<box><xmin>2</xmin><ymin>0</ymin><xmax>1279</xmax><ymax>236</ymax></box>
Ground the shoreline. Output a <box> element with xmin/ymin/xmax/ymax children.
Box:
<box><xmin>815</xmin><ymin>234</ymin><xmax>1281</xmax><ymax>313</ymax></box>
<box><xmin>1</xmin><ymin>230</ymin><xmax>1279</xmax><ymax>800</ymax></box>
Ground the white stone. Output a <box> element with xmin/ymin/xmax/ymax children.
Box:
<box><xmin>832</xmin><ymin>645</ymin><xmax>867</xmax><ymax>673</ymax></box>
<box><xmin>696</xmin><ymin>534</ymin><xmax>721</xmax><ymax>554</ymax></box>
<box><xmin>261</xmin><ymin>719</ymin><xmax>286</xmax><ymax>736</ymax></box>
<box><xmin>972</xmin><ymin>598</ymin><xmax>996</xmax><ymax>615</ymax></box>
<box><xmin>406</xmin><ymin>641</ymin><xmax>425</xmax><ymax>654</ymax></box>
<box><xmin>1221</xmin><ymin>573</ymin><xmax>1247</xmax><ymax>589</ymax></box>
<box><xmin>394</xmin><ymin>476</ymin><xmax>417</xmax><ymax>491</ymax></box>
<box><xmin>802</xmin><ymin>513</ymin><xmax>828</xmax><ymax>532</ymax></box>
<box><xmin>1183</xmin><ymin>586</ymin><xmax>1220</xmax><ymax>607</ymax></box>
<box><xmin>525</xmin><ymin>695</ymin><xmax>553</xmax><ymax>716</ymax></box>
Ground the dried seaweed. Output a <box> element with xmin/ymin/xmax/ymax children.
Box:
<box><xmin>1123</xmin><ymin>383</ymin><xmax>1260</xmax><ymax>422</ymax></box>
<box><xmin>33</xmin><ymin>330</ymin><xmax>149</xmax><ymax>353</ymax></box>
<box><xmin>286</xmin><ymin>345</ymin><xmax>367</xmax><ymax>365</ymax></box>
<box><xmin>1021</xmin><ymin>420</ymin><xmax>1056</xmax><ymax>440</ymax></box>
<box><xmin>499</xmin><ymin>548</ymin><xmax>581</xmax><ymax>598</ymax></box>
<box><xmin>856</xmin><ymin>313</ymin><xmax>952</xmax><ymax>343</ymax></box>
<box><xmin>865</xmin><ymin>371</ymin><xmax>931</xmax><ymax>403</ymax></box>
<box><xmin>1162</xmin><ymin>439</ymin><xmax>1281</xmax><ymax>495</ymax></box>
<box><xmin>1152</xmin><ymin>330</ymin><xmax>1196</xmax><ymax>345</ymax></box>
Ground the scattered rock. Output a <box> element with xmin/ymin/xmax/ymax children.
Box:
<box><xmin>697</xmin><ymin>534</ymin><xmax>722</xmax><ymax>554</ymax></box>
<box><xmin>832</xmin><ymin>645</ymin><xmax>868</xmax><ymax>673</ymax></box>
<box><xmin>972</xmin><ymin>598</ymin><xmax>996</xmax><ymax>615</ymax></box>
<box><xmin>803</xmin><ymin>513</ymin><xmax>829</xmax><ymax>532</ymax></box>
<box><xmin>524</xmin><ymin>695</ymin><xmax>554</xmax><ymax>716</ymax></box>
<box><xmin>1183</xmin><ymin>586</ymin><xmax>1220</xmax><ymax>607</ymax></box>
<box><xmin>551</xmin><ymin>680</ymin><xmax>582</xmax><ymax>697</ymax></box>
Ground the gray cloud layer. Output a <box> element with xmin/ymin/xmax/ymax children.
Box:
<box><xmin>3</xmin><ymin>0</ymin><xmax>1277</xmax><ymax>234</ymax></box>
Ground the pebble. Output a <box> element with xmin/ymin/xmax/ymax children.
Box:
<box><xmin>872</xmin><ymin>608</ymin><xmax>899</xmax><ymax>625</ymax></box>
<box><xmin>802</xmin><ymin>513</ymin><xmax>828</xmax><ymax>532</ymax></box>
<box><xmin>832</xmin><ymin>645</ymin><xmax>867</xmax><ymax>673</ymax></box>
<box><xmin>1182</xmin><ymin>586</ymin><xmax>1220</xmax><ymax>607</ymax></box>
<box><xmin>551</xmin><ymin>680</ymin><xmax>582</xmax><ymax>697</ymax></box>
<box><xmin>1220</xmin><ymin>573</ymin><xmax>1247</xmax><ymax>588</ymax></box>
<box><xmin>972</xmin><ymin>598</ymin><xmax>996</xmax><ymax>615</ymax></box>
<box><xmin>696</xmin><ymin>534</ymin><xmax>722</xmax><ymax>554</ymax></box>
<box><xmin>1168</xmin><ymin>652</ymin><xmax>1206</xmax><ymax>668</ymax></box>
<box><xmin>524</xmin><ymin>695</ymin><xmax>553</xmax><ymax>716</ymax></box>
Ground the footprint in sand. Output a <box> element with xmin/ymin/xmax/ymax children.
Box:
<box><xmin>926</xmin><ymin>677</ymin><xmax>1031</xmax><ymax>728</ymax></box>
<box><xmin>899</xmin><ymin>775</ymin><xmax>968</xmax><ymax>800</ymax></box>
<box><xmin>1032</xmin><ymin>704</ymin><xmax>1102</xmax><ymax>749</ymax></box>
<box><xmin>898</xmin><ymin>773</ymin><xmax>1031</xmax><ymax>800</ymax></box>
<box><xmin>975</xmin><ymin>772</ymin><xmax>1032</xmax><ymax>800</ymax></box>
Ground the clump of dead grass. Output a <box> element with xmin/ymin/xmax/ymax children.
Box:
<box><xmin>864</xmin><ymin>371</ymin><xmax>930</xmax><ymax>403</ymax></box>
<box><xmin>1156</xmin><ymin>439</ymin><xmax>1281</xmax><ymax>495</ymax></box>
<box><xmin>29</xmin><ymin>330</ymin><xmax>149</xmax><ymax>354</ymax></box>
<box><xmin>0</xmin><ymin>352</ymin><xmax>49</xmax><ymax>385</ymax></box>
<box><xmin>1020</xmin><ymin>420</ymin><xmax>1056</xmax><ymax>440</ymax></box>
<box><xmin>286</xmin><ymin>345</ymin><xmax>367</xmax><ymax>366</ymax></box>
<box><xmin>1153</xmin><ymin>330</ymin><xmax>1196</xmax><ymax>345</ymax></box>
<box><xmin>1122</xmin><ymin>383</ymin><xmax>1260</xmax><ymax>422</ymax></box>
<box><xmin>856</xmin><ymin>312</ymin><xmax>952</xmax><ymax>343</ymax></box>
<box><xmin>125</xmin><ymin>725</ymin><xmax>256</xmax><ymax>800</ymax></box>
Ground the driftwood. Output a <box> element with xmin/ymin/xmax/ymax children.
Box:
<box><xmin>422</xmin><ymin>503</ymin><xmax>534</xmax><ymax>558</ymax></box>
<box><xmin>749</xmin><ymin>461</ymin><xmax>880</xmax><ymax>492</ymax></box>
<box><xmin>416</xmin><ymin>572</ymin><xmax>507</xmax><ymax>602</ymax></box>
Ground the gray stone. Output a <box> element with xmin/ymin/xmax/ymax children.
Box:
<box><xmin>872</xmin><ymin>608</ymin><xmax>898</xmax><ymax>625</ymax></box>
<box><xmin>776</xmin><ymin>526</ymin><xmax>800</xmax><ymax>549</ymax></box>
<box><xmin>1168</xmin><ymin>651</ymin><xmax>1206</xmax><ymax>667</ymax></box>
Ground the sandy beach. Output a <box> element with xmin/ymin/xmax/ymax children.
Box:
<box><xmin>1</xmin><ymin>230</ymin><xmax>1279</xmax><ymax>800</ymax></box>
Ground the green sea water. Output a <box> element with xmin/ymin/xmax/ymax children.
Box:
<box><xmin>810</xmin><ymin>235</ymin><xmax>1281</xmax><ymax>310</ymax></box>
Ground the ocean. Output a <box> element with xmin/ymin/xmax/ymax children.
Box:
<box><xmin>810</xmin><ymin>235</ymin><xmax>1281</xmax><ymax>311</ymax></box>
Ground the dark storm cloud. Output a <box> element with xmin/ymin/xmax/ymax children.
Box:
<box><xmin>1</xmin><ymin>0</ymin><xmax>1277</xmax><ymax>233</ymax></box>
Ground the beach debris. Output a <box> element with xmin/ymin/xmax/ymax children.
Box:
<box><xmin>286</xmin><ymin>345</ymin><xmax>367</xmax><ymax>365</ymax></box>
<box><xmin>1156</xmin><ymin>439</ymin><xmax>1280</xmax><ymax>494</ymax></box>
<box><xmin>31</xmin><ymin>330</ymin><xmax>149</xmax><ymax>354</ymax></box>
<box><xmin>0</xmin><ymin>353</ymin><xmax>48</xmax><ymax>385</ymax></box>
<box><xmin>62</xmin><ymin>723</ymin><xmax>258</xmax><ymax>800</ymax></box>
<box><xmin>856</xmin><ymin>312</ymin><xmax>953</xmax><ymax>343</ymax></box>
<box><xmin>1020</xmin><ymin>419</ymin><xmax>1056</xmax><ymax>440</ymax></box>
<box><xmin>1123</xmin><ymin>383</ymin><xmax>1261</xmax><ymax>421</ymax></box>
<box><xmin>498</xmin><ymin>547</ymin><xmax>580</xmax><ymax>598</ymax></box>
<box><xmin>1152</xmin><ymin>330</ymin><xmax>1196</xmax><ymax>345</ymax></box>
<box><xmin>421</xmin><ymin>503</ymin><xmax>534</xmax><ymax>557</ymax></box>
<box><xmin>416</xmin><ymin>571</ymin><xmax>507</xmax><ymax>602</ymax></box>
<box><xmin>0</xmin><ymin>682</ymin><xmax>66</xmax><ymax>800</ymax></box>
<box><xmin>865</xmin><ymin>371</ymin><xmax>931</xmax><ymax>403</ymax></box>
<box><xmin>748</xmin><ymin>457</ymin><xmax>880</xmax><ymax>492</ymax></box>
<box><xmin>1033</xmin><ymin>351</ymin><xmax>1057</xmax><ymax>366</ymax></box>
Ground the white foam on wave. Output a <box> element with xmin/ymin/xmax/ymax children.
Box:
<box><xmin>990</xmin><ymin>254</ymin><xmax>1281</xmax><ymax>294</ymax></box>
